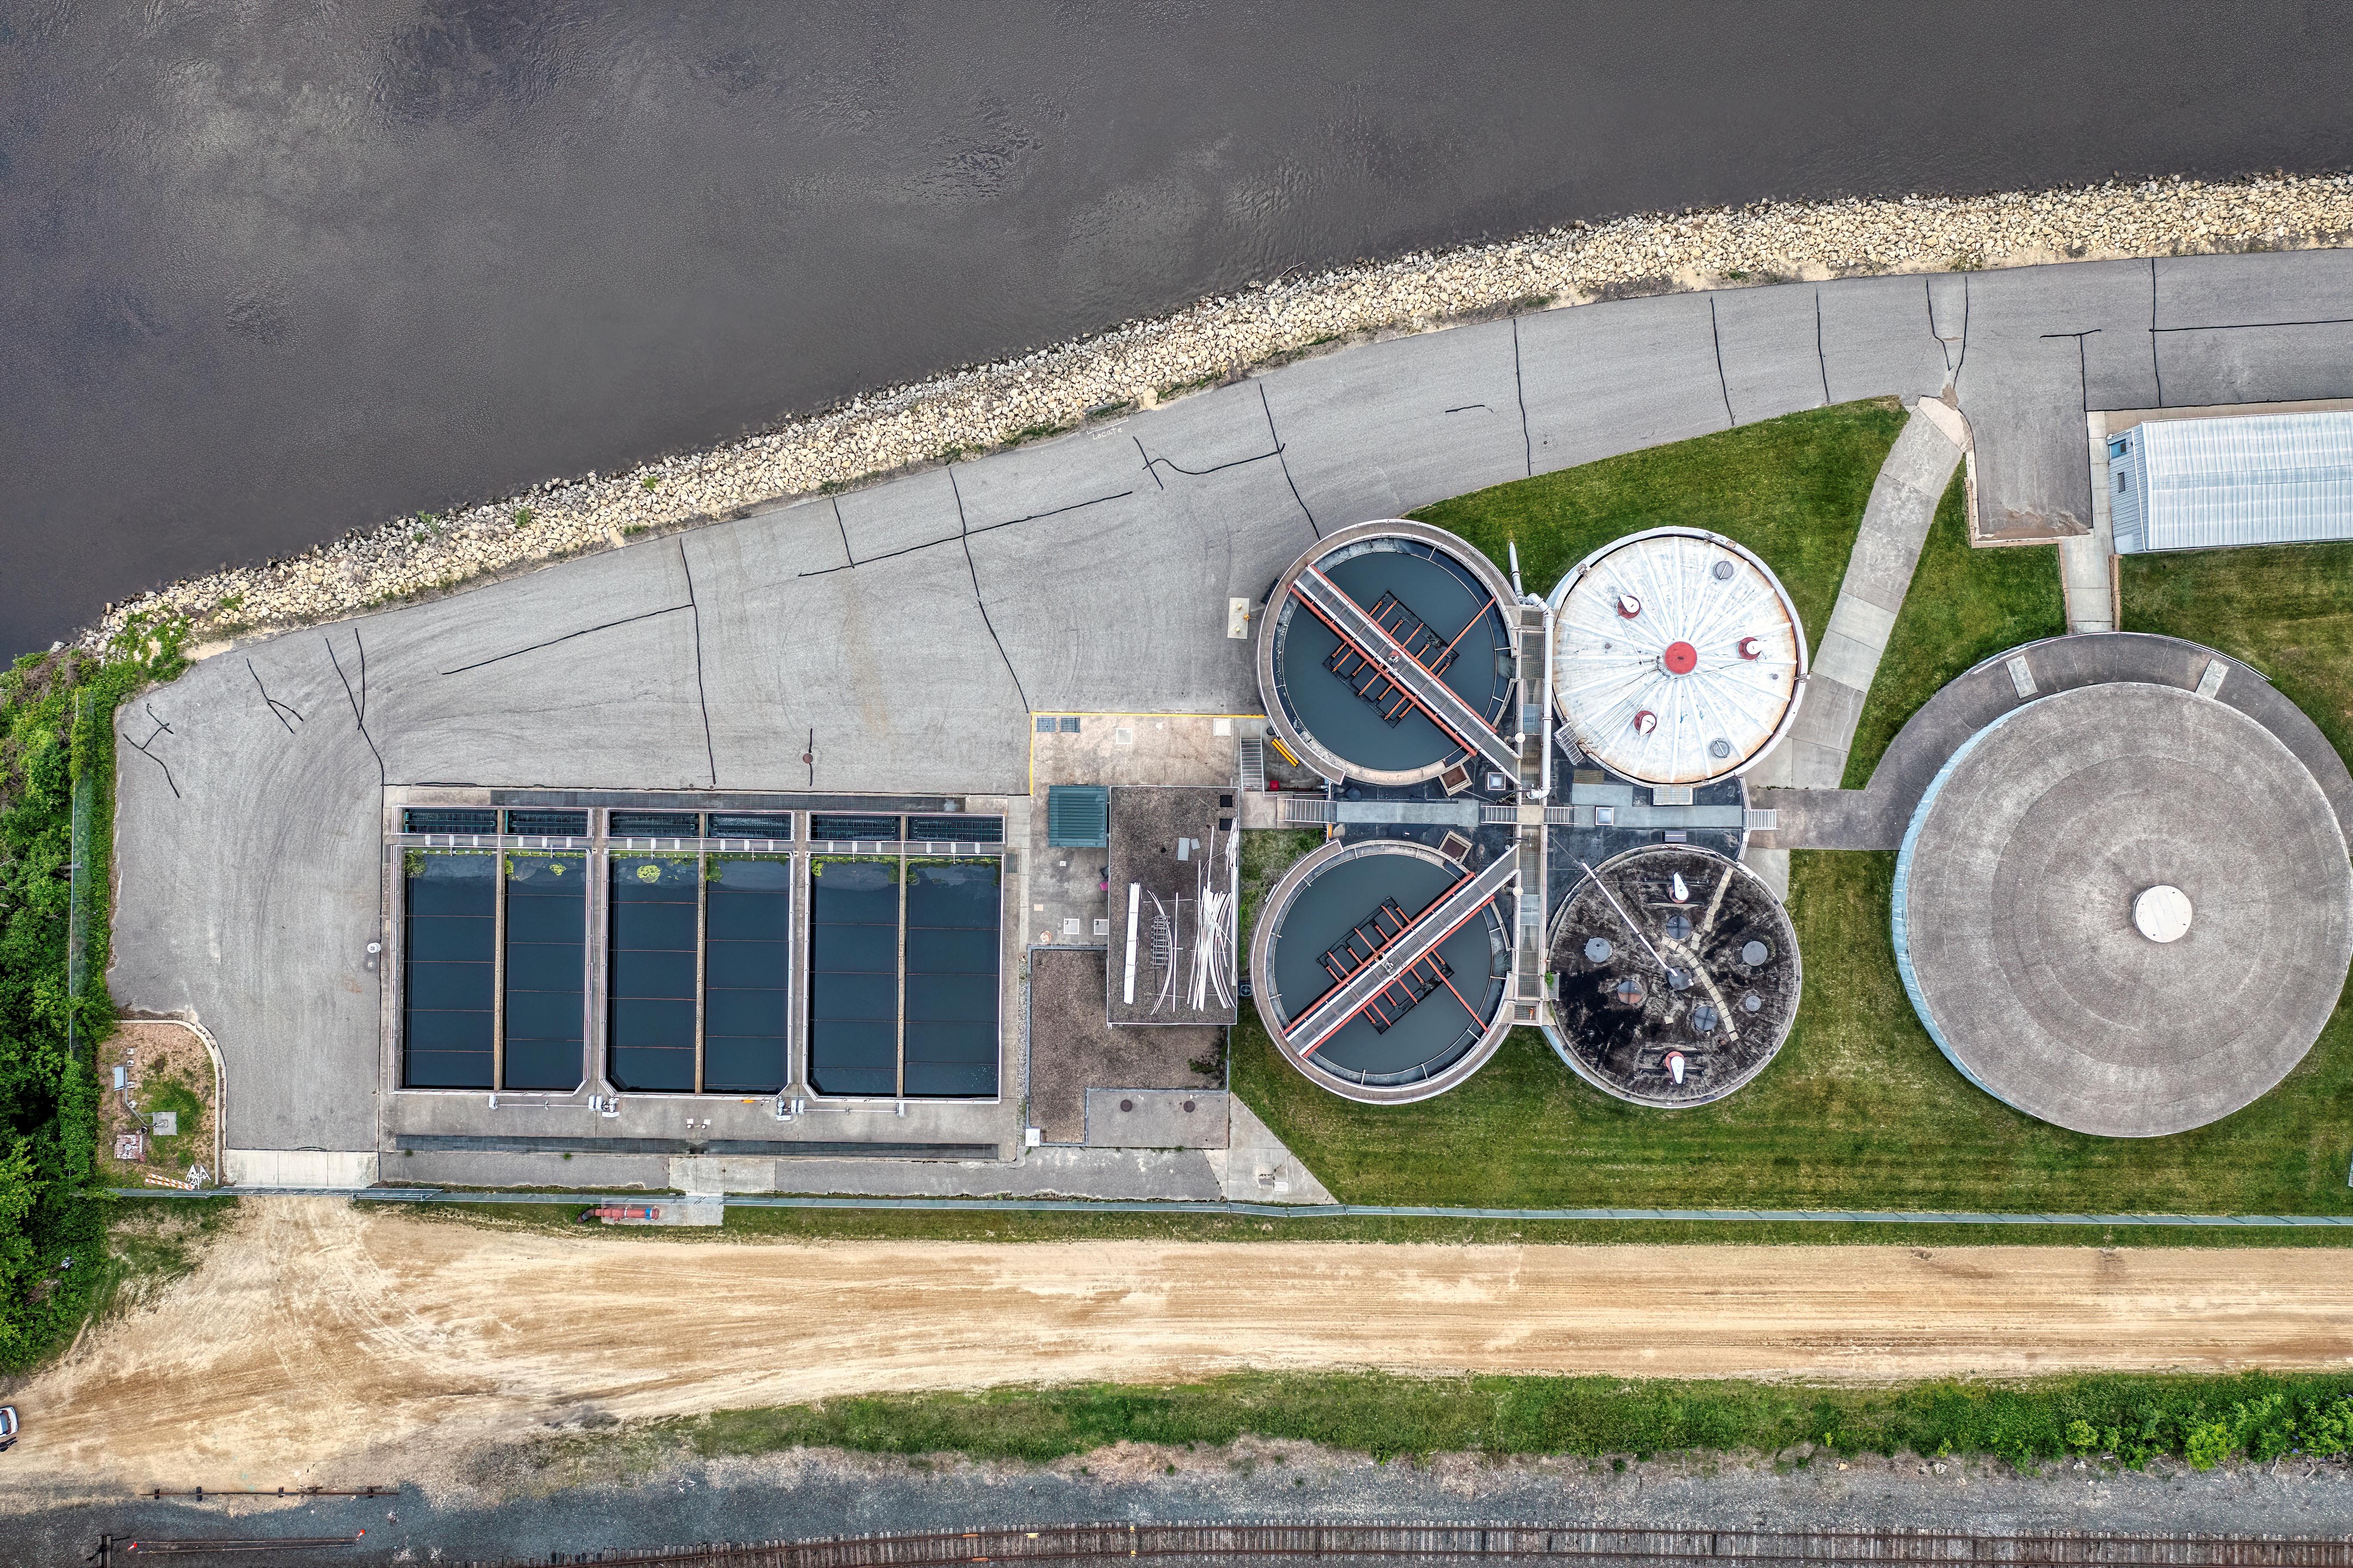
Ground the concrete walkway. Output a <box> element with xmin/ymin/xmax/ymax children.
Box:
<box><xmin>1750</xmin><ymin>632</ymin><xmax>2353</xmax><ymax>852</ymax></box>
<box><xmin>1743</xmin><ymin>399</ymin><xmax>1964</xmax><ymax>893</ymax></box>
<box><xmin>2062</xmin><ymin>410</ymin><xmax>2120</xmax><ymax>631</ymax></box>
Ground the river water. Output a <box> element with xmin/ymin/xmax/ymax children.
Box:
<box><xmin>6</xmin><ymin>0</ymin><xmax>2351</xmax><ymax>656</ymax></box>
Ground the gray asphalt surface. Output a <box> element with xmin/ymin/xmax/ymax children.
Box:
<box><xmin>12</xmin><ymin>1446</ymin><xmax>2353</xmax><ymax>1567</ymax></box>
<box><xmin>110</xmin><ymin>251</ymin><xmax>2353</xmax><ymax>1158</ymax></box>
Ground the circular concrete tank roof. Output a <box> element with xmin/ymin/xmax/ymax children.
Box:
<box><xmin>1249</xmin><ymin>839</ymin><xmax>1514</xmax><ymax>1103</ymax></box>
<box><xmin>1547</xmin><ymin>845</ymin><xmax>1800</xmax><ymax>1108</ymax></box>
<box><xmin>1258</xmin><ymin>519</ymin><xmax>1518</xmax><ymax>788</ymax></box>
<box><xmin>1894</xmin><ymin>682</ymin><xmax>2353</xmax><ymax>1138</ymax></box>
<box><xmin>1549</xmin><ymin>528</ymin><xmax>1806</xmax><ymax>786</ymax></box>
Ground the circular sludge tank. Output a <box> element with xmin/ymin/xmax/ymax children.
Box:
<box><xmin>1547</xmin><ymin>845</ymin><xmax>1800</xmax><ymax>1107</ymax></box>
<box><xmin>1550</xmin><ymin>528</ymin><xmax>1805</xmax><ymax>786</ymax></box>
<box><xmin>1895</xmin><ymin>681</ymin><xmax>2353</xmax><ymax>1138</ymax></box>
<box><xmin>1249</xmin><ymin>839</ymin><xmax>1515</xmax><ymax>1103</ymax></box>
<box><xmin>1258</xmin><ymin>519</ymin><xmax>1519</xmax><ymax>787</ymax></box>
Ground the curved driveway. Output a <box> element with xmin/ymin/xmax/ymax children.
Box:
<box><xmin>112</xmin><ymin>251</ymin><xmax>2353</xmax><ymax>1155</ymax></box>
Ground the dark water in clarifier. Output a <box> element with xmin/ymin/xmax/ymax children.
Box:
<box><xmin>9</xmin><ymin>0</ymin><xmax>2353</xmax><ymax>654</ymax></box>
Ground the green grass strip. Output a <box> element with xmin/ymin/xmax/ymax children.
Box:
<box><xmin>664</xmin><ymin>1368</ymin><xmax>2353</xmax><ymax>1471</ymax></box>
<box><xmin>401</xmin><ymin>1198</ymin><xmax>2353</xmax><ymax>1249</ymax></box>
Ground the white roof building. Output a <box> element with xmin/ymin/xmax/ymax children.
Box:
<box><xmin>2109</xmin><ymin>410</ymin><xmax>2353</xmax><ymax>554</ymax></box>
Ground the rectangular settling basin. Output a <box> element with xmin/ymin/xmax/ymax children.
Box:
<box><xmin>808</xmin><ymin>857</ymin><xmax>1001</xmax><ymax>1098</ymax></box>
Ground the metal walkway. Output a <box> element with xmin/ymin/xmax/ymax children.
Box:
<box><xmin>1278</xmin><ymin>851</ymin><xmax>1519</xmax><ymax>1056</ymax></box>
<box><xmin>1292</xmin><ymin>566</ymin><xmax>1522</xmax><ymax>775</ymax></box>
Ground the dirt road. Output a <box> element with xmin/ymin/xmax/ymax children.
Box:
<box><xmin>12</xmin><ymin>1199</ymin><xmax>2353</xmax><ymax>1491</ymax></box>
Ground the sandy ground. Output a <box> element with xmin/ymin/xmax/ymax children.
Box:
<box><xmin>11</xmin><ymin>1198</ymin><xmax>2353</xmax><ymax>1496</ymax></box>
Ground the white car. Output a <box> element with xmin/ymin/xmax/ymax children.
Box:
<box><xmin>0</xmin><ymin>1405</ymin><xmax>16</xmax><ymax>1451</ymax></box>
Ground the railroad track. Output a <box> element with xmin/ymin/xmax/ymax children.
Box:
<box><xmin>466</xmin><ymin>1522</ymin><xmax>2353</xmax><ymax>1568</ymax></box>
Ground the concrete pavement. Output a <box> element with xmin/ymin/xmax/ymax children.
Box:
<box><xmin>110</xmin><ymin>251</ymin><xmax>2353</xmax><ymax>1166</ymax></box>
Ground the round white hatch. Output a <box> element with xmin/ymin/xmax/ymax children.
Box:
<box><xmin>2133</xmin><ymin>884</ymin><xmax>2193</xmax><ymax>943</ymax></box>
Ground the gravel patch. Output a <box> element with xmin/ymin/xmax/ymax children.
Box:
<box><xmin>81</xmin><ymin>173</ymin><xmax>2353</xmax><ymax>657</ymax></box>
<box><xmin>9</xmin><ymin>1441</ymin><xmax>2353</xmax><ymax>1565</ymax></box>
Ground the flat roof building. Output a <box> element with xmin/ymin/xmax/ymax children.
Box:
<box><xmin>2109</xmin><ymin>410</ymin><xmax>2353</xmax><ymax>554</ymax></box>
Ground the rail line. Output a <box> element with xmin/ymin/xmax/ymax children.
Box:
<box><xmin>457</xmin><ymin>1522</ymin><xmax>2353</xmax><ymax>1568</ymax></box>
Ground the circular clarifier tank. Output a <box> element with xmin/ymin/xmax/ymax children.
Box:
<box><xmin>1258</xmin><ymin>519</ymin><xmax>1519</xmax><ymax>787</ymax></box>
<box><xmin>1546</xmin><ymin>845</ymin><xmax>1801</xmax><ymax>1108</ymax></box>
<box><xmin>1895</xmin><ymin>681</ymin><xmax>2353</xmax><ymax>1138</ymax></box>
<box><xmin>1549</xmin><ymin>528</ymin><xmax>1806</xmax><ymax>786</ymax></box>
<box><xmin>1249</xmin><ymin>839</ymin><xmax>1515</xmax><ymax>1103</ymax></box>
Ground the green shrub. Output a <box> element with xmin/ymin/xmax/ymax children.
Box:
<box><xmin>0</xmin><ymin>617</ymin><xmax>187</xmax><ymax>1367</ymax></box>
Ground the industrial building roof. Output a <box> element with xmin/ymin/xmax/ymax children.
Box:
<box><xmin>2110</xmin><ymin>409</ymin><xmax>2353</xmax><ymax>553</ymax></box>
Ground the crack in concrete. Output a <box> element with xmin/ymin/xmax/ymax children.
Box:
<box><xmin>947</xmin><ymin>464</ymin><xmax>1032</xmax><ymax>715</ymax></box>
<box><xmin>1511</xmin><ymin>315</ymin><xmax>1532</xmax><ymax>474</ymax></box>
<box><xmin>1813</xmin><ymin>289</ymin><xmax>1831</xmax><ymax>405</ymax></box>
<box><xmin>437</xmin><ymin>603</ymin><xmax>692</xmax><ymax>676</ymax></box>
<box><xmin>123</xmin><ymin>703</ymin><xmax>180</xmax><ymax>799</ymax></box>
<box><xmin>324</xmin><ymin>630</ymin><xmax>386</xmax><ymax>787</ymax></box>
<box><xmin>1709</xmin><ymin>295</ymin><xmax>1736</xmax><ymax>427</ymax></box>
<box><xmin>245</xmin><ymin>657</ymin><xmax>305</xmax><ymax>733</ymax></box>
<box><xmin>799</xmin><ymin>488</ymin><xmax>1133</xmax><ymax>579</ymax></box>
<box><xmin>679</xmin><ymin>539</ymin><xmax>717</xmax><ymax>788</ymax></box>
<box><xmin>1257</xmin><ymin>380</ymin><xmax>1319</xmax><ymax>540</ymax></box>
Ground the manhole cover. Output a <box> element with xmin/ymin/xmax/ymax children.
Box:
<box><xmin>1742</xmin><ymin>940</ymin><xmax>1771</xmax><ymax>965</ymax></box>
<box><xmin>1584</xmin><ymin>936</ymin><xmax>1614</xmax><ymax>962</ymax></box>
<box><xmin>1119</xmin><ymin>1098</ymin><xmax>1134</xmax><ymax>1112</ymax></box>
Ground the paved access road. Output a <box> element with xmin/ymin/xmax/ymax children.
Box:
<box><xmin>110</xmin><ymin>251</ymin><xmax>2353</xmax><ymax>1156</ymax></box>
<box><xmin>13</xmin><ymin>1199</ymin><xmax>2353</xmax><ymax>1493</ymax></box>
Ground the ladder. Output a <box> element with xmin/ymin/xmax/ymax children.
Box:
<box><xmin>1237</xmin><ymin>736</ymin><xmax>1267</xmax><ymax>791</ymax></box>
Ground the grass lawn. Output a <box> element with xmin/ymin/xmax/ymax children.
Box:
<box><xmin>1235</xmin><ymin>850</ymin><xmax>2353</xmax><ymax>1213</ymax></box>
<box><xmin>1840</xmin><ymin>474</ymin><xmax>2067</xmax><ymax>789</ymax></box>
<box><xmin>652</xmin><ymin>1367</ymin><xmax>2353</xmax><ymax>1470</ymax></box>
<box><xmin>2123</xmin><ymin>539</ymin><xmax>2353</xmax><ymax>766</ymax></box>
<box><xmin>401</xmin><ymin>1197</ymin><xmax>2353</xmax><ymax>1251</ymax></box>
<box><xmin>1229</xmin><ymin>408</ymin><xmax>2353</xmax><ymax>1218</ymax></box>
<box><xmin>1414</xmin><ymin>397</ymin><xmax>1909</xmax><ymax>658</ymax></box>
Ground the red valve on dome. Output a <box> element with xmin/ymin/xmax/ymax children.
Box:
<box><xmin>1616</xmin><ymin>593</ymin><xmax>1642</xmax><ymax>619</ymax></box>
<box><xmin>1633</xmin><ymin>710</ymin><xmax>1658</xmax><ymax>735</ymax></box>
<box><xmin>1738</xmin><ymin>636</ymin><xmax>1763</xmax><ymax>660</ymax></box>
